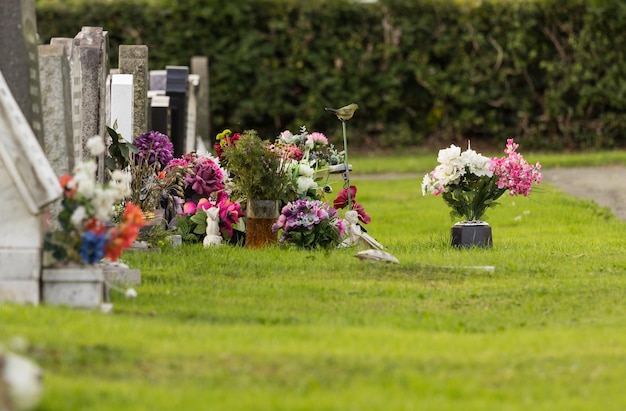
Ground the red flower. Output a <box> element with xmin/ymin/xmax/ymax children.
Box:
<box><xmin>105</xmin><ymin>203</ymin><xmax>146</xmax><ymax>261</ymax></box>
<box><xmin>333</xmin><ymin>186</ymin><xmax>370</xmax><ymax>224</ymax></box>
<box><xmin>59</xmin><ymin>174</ymin><xmax>77</xmax><ymax>198</ymax></box>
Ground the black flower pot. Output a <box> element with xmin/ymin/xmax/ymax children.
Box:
<box><xmin>451</xmin><ymin>221</ymin><xmax>492</xmax><ymax>248</ymax></box>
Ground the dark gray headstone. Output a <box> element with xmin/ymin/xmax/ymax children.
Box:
<box><xmin>74</xmin><ymin>27</ymin><xmax>109</xmax><ymax>181</ymax></box>
<box><xmin>166</xmin><ymin>66</ymin><xmax>188</xmax><ymax>157</ymax></box>
<box><xmin>0</xmin><ymin>0</ymin><xmax>44</xmax><ymax>143</ymax></box>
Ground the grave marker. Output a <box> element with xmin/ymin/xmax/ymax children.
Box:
<box><xmin>119</xmin><ymin>45</ymin><xmax>149</xmax><ymax>140</ymax></box>
<box><xmin>186</xmin><ymin>74</ymin><xmax>200</xmax><ymax>153</ymax></box>
<box><xmin>50</xmin><ymin>37</ymin><xmax>83</xmax><ymax>163</ymax></box>
<box><xmin>38</xmin><ymin>43</ymin><xmax>74</xmax><ymax>177</ymax></box>
<box><xmin>74</xmin><ymin>26</ymin><xmax>109</xmax><ymax>180</ymax></box>
<box><xmin>109</xmin><ymin>74</ymin><xmax>134</xmax><ymax>143</ymax></box>
<box><xmin>191</xmin><ymin>56</ymin><xmax>210</xmax><ymax>147</ymax></box>
<box><xmin>0</xmin><ymin>0</ymin><xmax>43</xmax><ymax>143</ymax></box>
<box><xmin>166</xmin><ymin>66</ymin><xmax>189</xmax><ymax>156</ymax></box>
<box><xmin>0</xmin><ymin>71</ymin><xmax>62</xmax><ymax>305</ymax></box>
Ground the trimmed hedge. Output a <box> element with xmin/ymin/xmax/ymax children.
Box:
<box><xmin>36</xmin><ymin>0</ymin><xmax>626</xmax><ymax>150</ymax></box>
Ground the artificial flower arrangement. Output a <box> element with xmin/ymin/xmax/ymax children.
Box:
<box><xmin>44</xmin><ymin>137</ymin><xmax>146</xmax><ymax>265</ymax></box>
<box><xmin>422</xmin><ymin>139</ymin><xmax>542</xmax><ymax>222</ymax></box>
<box><xmin>162</xmin><ymin>150</ymin><xmax>244</xmax><ymax>243</ymax></box>
<box><xmin>273</xmin><ymin>126</ymin><xmax>343</xmax><ymax>199</ymax></box>
<box><xmin>218</xmin><ymin>129</ymin><xmax>293</xmax><ymax>202</ymax></box>
<box><xmin>210</xmin><ymin>127</ymin><xmax>373</xmax><ymax>250</ymax></box>
<box><xmin>127</xmin><ymin>130</ymin><xmax>189</xmax><ymax>218</ymax></box>
<box><xmin>272</xmin><ymin>199</ymin><xmax>346</xmax><ymax>250</ymax></box>
<box><xmin>270</xmin><ymin>128</ymin><xmax>374</xmax><ymax>249</ymax></box>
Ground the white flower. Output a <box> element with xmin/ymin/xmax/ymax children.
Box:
<box><xmin>437</xmin><ymin>144</ymin><xmax>462</xmax><ymax>167</ymax></box>
<box><xmin>92</xmin><ymin>187</ymin><xmax>117</xmax><ymax>221</ymax></box>
<box><xmin>461</xmin><ymin>149</ymin><xmax>493</xmax><ymax>177</ymax></box>
<box><xmin>279</xmin><ymin>130</ymin><xmax>297</xmax><ymax>144</ymax></box>
<box><xmin>73</xmin><ymin>160</ymin><xmax>97</xmax><ymax>197</ymax></box>
<box><xmin>86</xmin><ymin>136</ymin><xmax>105</xmax><ymax>156</ymax></box>
<box><xmin>70</xmin><ymin>206</ymin><xmax>87</xmax><ymax>227</ymax></box>
<box><xmin>297</xmin><ymin>176</ymin><xmax>317</xmax><ymax>194</ymax></box>
<box><xmin>298</xmin><ymin>163</ymin><xmax>315</xmax><ymax>177</ymax></box>
<box><xmin>109</xmin><ymin>170</ymin><xmax>132</xmax><ymax>198</ymax></box>
<box><xmin>421</xmin><ymin>173</ymin><xmax>434</xmax><ymax>195</ymax></box>
<box><xmin>432</xmin><ymin>163</ymin><xmax>462</xmax><ymax>186</ymax></box>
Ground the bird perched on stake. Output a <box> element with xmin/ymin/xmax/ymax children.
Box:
<box><xmin>324</xmin><ymin>103</ymin><xmax>359</xmax><ymax>121</ymax></box>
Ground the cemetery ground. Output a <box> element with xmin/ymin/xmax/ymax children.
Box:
<box><xmin>3</xmin><ymin>152</ymin><xmax>626</xmax><ymax>410</ymax></box>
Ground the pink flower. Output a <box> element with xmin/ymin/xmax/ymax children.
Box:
<box><xmin>490</xmin><ymin>139</ymin><xmax>542</xmax><ymax>197</ymax></box>
<box><xmin>183</xmin><ymin>201</ymin><xmax>197</xmax><ymax>215</ymax></box>
<box><xmin>307</xmin><ymin>132</ymin><xmax>328</xmax><ymax>147</ymax></box>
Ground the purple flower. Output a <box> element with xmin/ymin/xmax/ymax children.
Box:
<box><xmin>134</xmin><ymin>131</ymin><xmax>174</xmax><ymax>168</ymax></box>
<box><xmin>273</xmin><ymin>199</ymin><xmax>344</xmax><ymax>249</ymax></box>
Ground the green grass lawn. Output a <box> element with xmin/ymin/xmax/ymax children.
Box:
<box><xmin>3</xmin><ymin>153</ymin><xmax>626</xmax><ymax>410</ymax></box>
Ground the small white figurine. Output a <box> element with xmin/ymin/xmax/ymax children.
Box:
<box><xmin>342</xmin><ymin>210</ymin><xmax>384</xmax><ymax>250</ymax></box>
<box><xmin>203</xmin><ymin>207</ymin><xmax>222</xmax><ymax>247</ymax></box>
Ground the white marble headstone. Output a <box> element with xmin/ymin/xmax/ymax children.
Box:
<box><xmin>109</xmin><ymin>74</ymin><xmax>134</xmax><ymax>143</ymax></box>
<box><xmin>0</xmin><ymin>70</ymin><xmax>62</xmax><ymax>305</ymax></box>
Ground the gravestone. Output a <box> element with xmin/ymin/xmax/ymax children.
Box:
<box><xmin>191</xmin><ymin>56</ymin><xmax>210</xmax><ymax>147</ymax></box>
<box><xmin>166</xmin><ymin>66</ymin><xmax>189</xmax><ymax>157</ymax></box>
<box><xmin>0</xmin><ymin>0</ymin><xmax>43</xmax><ymax>143</ymax></box>
<box><xmin>149</xmin><ymin>92</ymin><xmax>171</xmax><ymax>137</ymax></box>
<box><xmin>109</xmin><ymin>74</ymin><xmax>134</xmax><ymax>143</ymax></box>
<box><xmin>185</xmin><ymin>74</ymin><xmax>200</xmax><ymax>153</ymax></box>
<box><xmin>50</xmin><ymin>37</ymin><xmax>82</xmax><ymax>162</ymax></box>
<box><xmin>38</xmin><ymin>43</ymin><xmax>74</xmax><ymax>177</ymax></box>
<box><xmin>0</xmin><ymin>71</ymin><xmax>62</xmax><ymax>305</ymax></box>
<box><xmin>149</xmin><ymin>70</ymin><xmax>166</xmax><ymax>92</ymax></box>
<box><xmin>74</xmin><ymin>27</ymin><xmax>109</xmax><ymax>180</ymax></box>
<box><xmin>119</xmin><ymin>45</ymin><xmax>149</xmax><ymax>140</ymax></box>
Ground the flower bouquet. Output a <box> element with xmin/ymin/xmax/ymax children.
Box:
<box><xmin>44</xmin><ymin>137</ymin><xmax>146</xmax><ymax>266</ymax></box>
<box><xmin>422</xmin><ymin>139</ymin><xmax>542</xmax><ymax>222</ymax></box>
<box><xmin>176</xmin><ymin>197</ymin><xmax>243</xmax><ymax>244</ymax></box>
<box><xmin>272</xmin><ymin>199</ymin><xmax>346</xmax><ymax>249</ymax></box>
<box><xmin>274</xmin><ymin>127</ymin><xmax>343</xmax><ymax>200</ymax></box>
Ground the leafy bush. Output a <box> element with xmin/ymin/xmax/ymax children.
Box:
<box><xmin>35</xmin><ymin>0</ymin><xmax>626</xmax><ymax>150</ymax></box>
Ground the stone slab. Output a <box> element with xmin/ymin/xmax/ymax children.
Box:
<box><xmin>0</xmin><ymin>250</ymin><xmax>40</xmax><ymax>280</ymax></box>
<box><xmin>0</xmin><ymin>280</ymin><xmax>39</xmax><ymax>305</ymax></box>
<box><xmin>42</xmin><ymin>266</ymin><xmax>104</xmax><ymax>308</ymax></box>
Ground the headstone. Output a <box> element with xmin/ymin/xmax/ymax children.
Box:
<box><xmin>149</xmin><ymin>92</ymin><xmax>171</xmax><ymax>137</ymax></box>
<box><xmin>191</xmin><ymin>56</ymin><xmax>210</xmax><ymax>147</ymax></box>
<box><xmin>119</xmin><ymin>45</ymin><xmax>149</xmax><ymax>140</ymax></box>
<box><xmin>186</xmin><ymin>74</ymin><xmax>200</xmax><ymax>153</ymax></box>
<box><xmin>166</xmin><ymin>65</ymin><xmax>189</xmax><ymax>157</ymax></box>
<box><xmin>149</xmin><ymin>70</ymin><xmax>166</xmax><ymax>92</ymax></box>
<box><xmin>109</xmin><ymin>74</ymin><xmax>134</xmax><ymax>143</ymax></box>
<box><xmin>74</xmin><ymin>27</ymin><xmax>109</xmax><ymax>181</ymax></box>
<box><xmin>38</xmin><ymin>43</ymin><xmax>74</xmax><ymax>177</ymax></box>
<box><xmin>0</xmin><ymin>0</ymin><xmax>43</xmax><ymax>143</ymax></box>
<box><xmin>0</xmin><ymin>71</ymin><xmax>62</xmax><ymax>305</ymax></box>
<box><xmin>50</xmin><ymin>37</ymin><xmax>82</xmax><ymax>163</ymax></box>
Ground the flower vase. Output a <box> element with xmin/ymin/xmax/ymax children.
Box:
<box><xmin>246</xmin><ymin>200</ymin><xmax>279</xmax><ymax>248</ymax></box>
<box><xmin>451</xmin><ymin>221</ymin><xmax>492</xmax><ymax>248</ymax></box>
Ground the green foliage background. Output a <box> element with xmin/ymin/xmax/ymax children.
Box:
<box><xmin>35</xmin><ymin>0</ymin><xmax>626</xmax><ymax>150</ymax></box>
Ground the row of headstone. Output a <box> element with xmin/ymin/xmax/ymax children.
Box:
<box><xmin>0</xmin><ymin>0</ymin><xmax>210</xmax><ymax>305</ymax></box>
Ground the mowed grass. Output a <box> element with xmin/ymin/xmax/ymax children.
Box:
<box><xmin>3</xmin><ymin>153</ymin><xmax>626</xmax><ymax>410</ymax></box>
